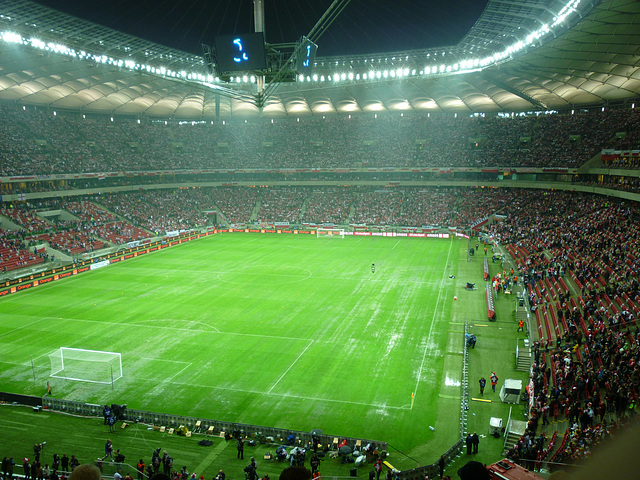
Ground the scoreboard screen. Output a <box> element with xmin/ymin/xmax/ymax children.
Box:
<box><xmin>215</xmin><ymin>32</ymin><xmax>267</xmax><ymax>73</ymax></box>
<box><xmin>296</xmin><ymin>38</ymin><xmax>318</xmax><ymax>73</ymax></box>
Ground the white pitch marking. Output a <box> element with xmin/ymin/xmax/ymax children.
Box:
<box><xmin>140</xmin><ymin>358</ymin><xmax>191</xmax><ymax>364</ymax></box>
<box><xmin>165</xmin><ymin>379</ymin><xmax>410</xmax><ymax>410</ymax></box>
<box><xmin>412</xmin><ymin>238</ymin><xmax>453</xmax><ymax>399</ymax></box>
<box><xmin>392</xmin><ymin>240</ymin><xmax>400</xmax><ymax>250</ymax></box>
<box><xmin>166</xmin><ymin>362</ymin><xmax>193</xmax><ymax>382</ymax></box>
<box><xmin>0</xmin><ymin>317</ymin><xmax>50</xmax><ymax>340</ymax></box>
<box><xmin>266</xmin><ymin>339</ymin><xmax>314</xmax><ymax>394</ymax></box>
<box><xmin>54</xmin><ymin>317</ymin><xmax>310</xmax><ymax>342</ymax></box>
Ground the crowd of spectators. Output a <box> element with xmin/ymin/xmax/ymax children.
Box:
<box><xmin>1</xmin><ymin>104</ymin><xmax>639</xmax><ymax>175</ymax></box>
<box><xmin>3</xmin><ymin>184</ymin><xmax>640</xmax><ymax>474</ymax></box>
<box><xmin>482</xmin><ymin>190</ymin><xmax>640</xmax><ymax>470</ymax></box>
<box><xmin>601</xmin><ymin>154</ymin><xmax>640</xmax><ymax>169</ymax></box>
<box><xmin>256</xmin><ymin>188</ymin><xmax>306</xmax><ymax>224</ymax></box>
<box><xmin>97</xmin><ymin>191</ymin><xmax>211</xmax><ymax>235</ymax></box>
<box><xmin>0</xmin><ymin>186</ymin><xmax>531</xmax><ymax>270</ymax></box>
<box><xmin>0</xmin><ymin>230</ymin><xmax>46</xmax><ymax>272</ymax></box>
<box><xmin>578</xmin><ymin>177</ymin><xmax>640</xmax><ymax>193</ymax></box>
<box><xmin>300</xmin><ymin>188</ymin><xmax>352</xmax><ymax>225</ymax></box>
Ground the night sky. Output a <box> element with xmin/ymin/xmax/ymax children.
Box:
<box><xmin>32</xmin><ymin>0</ymin><xmax>488</xmax><ymax>57</ymax></box>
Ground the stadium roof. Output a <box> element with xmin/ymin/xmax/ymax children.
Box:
<box><xmin>0</xmin><ymin>0</ymin><xmax>639</xmax><ymax>118</ymax></box>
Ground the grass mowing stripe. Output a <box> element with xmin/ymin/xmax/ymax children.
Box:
<box><xmin>266</xmin><ymin>339</ymin><xmax>314</xmax><ymax>394</ymax></box>
<box><xmin>0</xmin><ymin>234</ymin><xmax>462</xmax><ymax>449</ymax></box>
<box><xmin>412</xmin><ymin>237</ymin><xmax>454</xmax><ymax>401</ymax></box>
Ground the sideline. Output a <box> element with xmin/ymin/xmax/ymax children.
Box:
<box><xmin>412</xmin><ymin>238</ymin><xmax>454</xmax><ymax>400</ymax></box>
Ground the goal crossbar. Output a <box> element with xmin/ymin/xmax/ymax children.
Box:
<box><xmin>316</xmin><ymin>228</ymin><xmax>345</xmax><ymax>238</ymax></box>
<box><xmin>49</xmin><ymin>347</ymin><xmax>123</xmax><ymax>385</ymax></box>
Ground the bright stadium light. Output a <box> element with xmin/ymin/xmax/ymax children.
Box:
<box><xmin>0</xmin><ymin>0</ymin><xmax>587</xmax><ymax>89</ymax></box>
<box><xmin>3</xmin><ymin>31</ymin><xmax>23</xmax><ymax>44</ymax></box>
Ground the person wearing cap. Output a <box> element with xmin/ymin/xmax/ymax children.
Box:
<box><xmin>23</xmin><ymin>458</ymin><xmax>30</xmax><ymax>479</ymax></box>
<box><xmin>490</xmin><ymin>372</ymin><xmax>499</xmax><ymax>392</ymax></box>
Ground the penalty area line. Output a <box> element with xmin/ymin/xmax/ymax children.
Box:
<box><xmin>154</xmin><ymin>379</ymin><xmax>410</xmax><ymax>410</ymax></box>
<box><xmin>165</xmin><ymin>362</ymin><xmax>193</xmax><ymax>382</ymax></box>
<box><xmin>412</xmin><ymin>238</ymin><xmax>454</xmax><ymax>403</ymax></box>
<box><xmin>267</xmin><ymin>339</ymin><xmax>314</xmax><ymax>394</ymax></box>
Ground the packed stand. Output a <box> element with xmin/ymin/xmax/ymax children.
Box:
<box><xmin>301</xmin><ymin>188</ymin><xmax>353</xmax><ymax>225</ymax></box>
<box><xmin>0</xmin><ymin>231</ymin><xmax>45</xmax><ymax>272</ymax></box>
<box><xmin>256</xmin><ymin>188</ymin><xmax>306</xmax><ymax>224</ymax></box>
<box><xmin>96</xmin><ymin>190</ymin><xmax>213</xmax><ymax>235</ymax></box>
<box><xmin>486</xmin><ymin>190</ymin><xmax>640</xmax><ymax>471</ymax></box>
<box><xmin>2</xmin><ymin>104</ymin><xmax>640</xmax><ymax>175</ymax></box>
<box><xmin>205</xmin><ymin>188</ymin><xmax>261</xmax><ymax>225</ymax></box>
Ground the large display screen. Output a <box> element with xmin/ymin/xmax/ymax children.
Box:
<box><xmin>215</xmin><ymin>33</ymin><xmax>267</xmax><ymax>73</ymax></box>
<box><xmin>296</xmin><ymin>38</ymin><xmax>318</xmax><ymax>74</ymax></box>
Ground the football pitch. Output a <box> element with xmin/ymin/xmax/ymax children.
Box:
<box><xmin>0</xmin><ymin>233</ymin><xmax>467</xmax><ymax>451</ymax></box>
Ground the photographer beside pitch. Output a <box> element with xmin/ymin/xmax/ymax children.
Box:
<box><xmin>33</xmin><ymin>442</ymin><xmax>46</xmax><ymax>463</ymax></box>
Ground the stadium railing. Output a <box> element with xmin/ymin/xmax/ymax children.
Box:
<box><xmin>35</xmin><ymin>394</ymin><xmax>388</xmax><ymax>455</ymax></box>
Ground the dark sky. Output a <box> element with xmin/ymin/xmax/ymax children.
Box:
<box><xmin>33</xmin><ymin>0</ymin><xmax>488</xmax><ymax>57</ymax></box>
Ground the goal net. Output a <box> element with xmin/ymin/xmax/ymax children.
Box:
<box><xmin>316</xmin><ymin>228</ymin><xmax>345</xmax><ymax>238</ymax></box>
<box><xmin>48</xmin><ymin>348</ymin><xmax>123</xmax><ymax>384</ymax></box>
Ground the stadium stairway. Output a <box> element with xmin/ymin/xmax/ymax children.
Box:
<box><xmin>250</xmin><ymin>200</ymin><xmax>261</xmax><ymax>222</ymax></box>
<box><xmin>0</xmin><ymin>215</ymin><xmax>24</xmax><ymax>231</ymax></box>
<box><xmin>300</xmin><ymin>196</ymin><xmax>310</xmax><ymax>219</ymax></box>
<box><xmin>348</xmin><ymin>200</ymin><xmax>356</xmax><ymax>219</ymax></box>
<box><xmin>576</xmin><ymin>151</ymin><xmax>605</xmax><ymax>173</ymax></box>
<box><xmin>516</xmin><ymin>342</ymin><xmax>532</xmax><ymax>372</ymax></box>
<box><xmin>213</xmin><ymin>207</ymin><xmax>230</xmax><ymax>226</ymax></box>
<box><xmin>42</xmin><ymin>243</ymin><xmax>72</xmax><ymax>262</ymax></box>
<box><xmin>501</xmin><ymin>420</ymin><xmax>527</xmax><ymax>456</ymax></box>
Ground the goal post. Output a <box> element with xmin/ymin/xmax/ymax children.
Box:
<box><xmin>316</xmin><ymin>228</ymin><xmax>345</xmax><ymax>238</ymax></box>
<box><xmin>48</xmin><ymin>348</ymin><xmax>123</xmax><ymax>384</ymax></box>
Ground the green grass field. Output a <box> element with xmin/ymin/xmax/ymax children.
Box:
<box><xmin>0</xmin><ymin>233</ymin><xmax>467</xmax><ymax>451</ymax></box>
